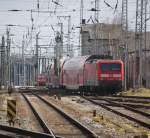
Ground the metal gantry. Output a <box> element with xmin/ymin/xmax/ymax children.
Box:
<box><xmin>135</xmin><ymin>0</ymin><xmax>148</xmax><ymax>88</ymax></box>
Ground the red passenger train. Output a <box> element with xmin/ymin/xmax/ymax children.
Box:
<box><xmin>45</xmin><ymin>55</ymin><xmax>124</xmax><ymax>94</ymax></box>
<box><xmin>60</xmin><ymin>55</ymin><xmax>124</xmax><ymax>94</ymax></box>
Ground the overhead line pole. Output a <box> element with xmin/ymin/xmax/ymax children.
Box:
<box><xmin>22</xmin><ymin>35</ymin><xmax>25</xmax><ymax>86</ymax></box>
<box><xmin>121</xmin><ymin>0</ymin><xmax>128</xmax><ymax>91</ymax></box>
<box><xmin>80</xmin><ymin>0</ymin><xmax>84</xmax><ymax>25</ymax></box>
<box><xmin>1</xmin><ymin>36</ymin><xmax>5</xmax><ymax>88</ymax></box>
<box><xmin>6</xmin><ymin>28</ymin><xmax>11</xmax><ymax>86</ymax></box>
<box><xmin>35</xmin><ymin>33</ymin><xmax>39</xmax><ymax>84</ymax></box>
<box><xmin>57</xmin><ymin>16</ymin><xmax>71</xmax><ymax>56</ymax></box>
<box><xmin>95</xmin><ymin>0</ymin><xmax>100</xmax><ymax>21</ymax></box>
<box><xmin>79</xmin><ymin>0</ymin><xmax>84</xmax><ymax>56</ymax></box>
<box><xmin>135</xmin><ymin>0</ymin><xmax>147</xmax><ymax>88</ymax></box>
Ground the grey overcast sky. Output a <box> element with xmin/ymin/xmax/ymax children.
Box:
<box><xmin>0</xmin><ymin>0</ymin><xmax>148</xmax><ymax>57</ymax></box>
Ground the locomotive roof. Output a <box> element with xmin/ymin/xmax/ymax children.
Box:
<box><xmin>63</xmin><ymin>55</ymin><xmax>112</xmax><ymax>70</ymax></box>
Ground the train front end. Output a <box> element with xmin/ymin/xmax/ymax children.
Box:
<box><xmin>97</xmin><ymin>60</ymin><xmax>124</xmax><ymax>93</ymax></box>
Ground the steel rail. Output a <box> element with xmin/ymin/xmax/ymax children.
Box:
<box><xmin>113</xmin><ymin>103</ymin><xmax>150</xmax><ymax>109</ymax></box>
<box><xmin>92</xmin><ymin>97</ymin><xmax>150</xmax><ymax>118</ymax></box>
<box><xmin>112</xmin><ymin>95</ymin><xmax>150</xmax><ymax>100</ymax></box>
<box><xmin>34</xmin><ymin>93</ymin><xmax>99</xmax><ymax>138</ymax></box>
<box><xmin>0</xmin><ymin>124</ymin><xmax>52</xmax><ymax>138</ymax></box>
<box><xmin>22</xmin><ymin>93</ymin><xmax>61</xmax><ymax>138</ymax></box>
<box><xmin>88</xmin><ymin>99</ymin><xmax>150</xmax><ymax>109</ymax></box>
<box><xmin>93</xmin><ymin>96</ymin><xmax>150</xmax><ymax>104</ymax></box>
<box><xmin>89</xmin><ymin>96</ymin><xmax>150</xmax><ymax>109</ymax></box>
<box><xmin>0</xmin><ymin>134</ymin><xmax>15</xmax><ymax>138</ymax></box>
<box><xmin>0</xmin><ymin>131</ymin><xmax>18</xmax><ymax>138</ymax></box>
<box><xmin>82</xmin><ymin>96</ymin><xmax>150</xmax><ymax>129</ymax></box>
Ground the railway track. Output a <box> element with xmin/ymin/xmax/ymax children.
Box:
<box><xmin>93</xmin><ymin>96</ymin><xmax>150</xmax><ymax>104</ymax></box>
<box><xmin>87</xmin><ymin>96</ymin><xmax>150</xmax><ymax>110</ymax></box>
<box><xmin>112</xmin><ymin>95</ymin><xmax>150</xmax><ymax>100</ymax></box>
<box><xmin>0</xmin><ymin>124</ymin><xmax>52</xmax><ymax>138</ymax></box>
<box><xmin>22</xmin><ymin>93</ymin><xmax>99</xmax><ymax>138</ymax></box>
<box><xmin>22</xmin><ymin>93</ymin><xmax>58</xmax><ymax>138</ymax></box>
<box><xmin>82</xmin><ymin>96</ymin><xmax>150</xmax><ymax>130</ymax></box>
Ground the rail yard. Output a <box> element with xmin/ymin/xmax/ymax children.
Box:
<box><xmin>0</xmin><ymin>0</ymin><xmax>150</xmax><ymax>137</ymax></box>
<box><xmin>0</xmin><ymin>88</ymin><xmax>149</xmax><ymax>138</ymax></box>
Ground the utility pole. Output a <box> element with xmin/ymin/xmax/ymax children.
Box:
<box><xmin>55</xmin><ymin>32</ymin><xmax>62</xmax><ymax>76</ymax></box>
<box><xmin>1</xmin><ymin>36</ymin><xmax>5</xmax><ymax>87</ymax></box>
<box><xmin>135</xmin><ymin>0</ymin><xmax>147</xmax><ymax>88</ymax></box>
<box><xmin>57</xmin><ymin>16</ymin><xmax>71</xmax><ymax>56</ymax></box>
<box><xmin>67</xmin><ymin>16</ymin><xmax>71</xmax><ymax>56</ymax></box>
<box><xmin>58</xmin><ymin>23</ymin><xmax>63</xmax><ymax>58</ymax></box>
<box><xmin>35</xmin><ymin>33</ymin><xmax>39</xmax><ymax>83</ymax></box>
<box><xmin>80</xmin><ymin>0</ymin><xmax>84</xmax><ymax>25</ymax></box>
<box><xmin>22</xmin><ymin>35</ymin><xmax>25</xmax><ymax>86</ymax></box>
<box><xmin>80</xmin><ymin>0</ymin><xmax>84</xmax><ymax>56</ymax></box>
<box><xmin>6</xmin><ymin>28</ymin><xmax>11</xmax><ymax>86</ymax></box>
<box><xmin>95</xmin><ymin>0</ymin><xmax>100</xmax><ymax>22</ymax></box>
<box><xmin>121</xmin><ymin>0</ymin><xmax>128</xmax><ymax>91</ymax></box>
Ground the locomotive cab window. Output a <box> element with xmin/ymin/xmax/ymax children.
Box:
<box><xmin>101</xmin><ymin>64</ymin><xmax>121</xmax><ymax>71</ymax></box>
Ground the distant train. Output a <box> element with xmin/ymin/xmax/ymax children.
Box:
<box><xmin>38</xmin><ymin>55</ymin><xmax>124</xmax><ymax>95</ymax></box>
<box><xmin>36</xmin><ymin>74</ymin><xmax>47</xmax><ymax>86</ymax></box>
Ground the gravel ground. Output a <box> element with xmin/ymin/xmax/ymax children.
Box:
<box><xmin>0</xmin><ymin>91</ymin><xmax>43</xmax><ymax>132</ymax></box>
<box><xmin>1</xmin><ymin>91</ymin><xmax>149</xmax><ymax>138</ymax></box>
<box><xmin>0</xmin><ymin>92</ymin><xmax>8</xmax><ymax>126</ymax></box>
<box><xmin>43</xmin><ymin>95</ymin><xmax>150</xmax><ymax>138</ymax></box>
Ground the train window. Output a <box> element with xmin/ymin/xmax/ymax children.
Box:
<box><xmin>101</xmin><ymin>64</ymin><xmax>121</xmax><ymax>71</ymax></box>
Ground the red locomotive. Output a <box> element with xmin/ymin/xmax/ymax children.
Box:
<box><xmin>60</xmin><ymin>55</ymin><xmax>124</xmax><ymax>94</ymax></box>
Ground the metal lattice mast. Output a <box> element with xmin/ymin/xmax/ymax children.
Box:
<box><xmin>35</xmin><ymin>34</ymin><xmax>39</xmax><ymax>83</ymax></box>
<box><xmin>95</xmin><ymin>0</ymin><xmax>100</xmax><ymax>21</ymax></box>
<box><xmin>57</xmin><ymin>16</ymin><xmax>71</xmax><ymax>56</ymax></box>
<box><xmin>135</xmin><ymin>0</ymin><xmax>147</xmax><ymax>88</ymax></box>
<box><xmin>6</xmin><ymin>28</ymin><xmax>11</xmax><ymax>86</ymax></box>
<box><xmin>121</xmin><ymin>0</ymin><xmax>128</xmax><ymax>90</ymax></box>
<box><xmin>80</xmin><ymin>0</ymin><xmax>84</xmax><ymax>25</ymax></box>
<box><xmin>67</xmin><ymin>16</ymin><xmax>71</xmax><ymax>56</ymax></box>
<box><xmin>1</xmin><ymin>36</ymin><xmax>5</xmax><ymax>86</ymax></box>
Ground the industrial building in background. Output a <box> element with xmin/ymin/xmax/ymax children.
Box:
<box><xmin>81</xmin><ymin>23</ymin><xmax>122</xmax><ymax>59</ymax></box>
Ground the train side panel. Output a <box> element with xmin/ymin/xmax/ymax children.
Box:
<box><xmin>59</xmin><ymin>55</ymin><xmax>124</xmax><ymax>94</ymax></box>
<box><xmin>62</xmin><ymin>70</ymin><xmax>82</xmax><ymax>90</ymax></box>
<box><xmin>61</xmin><ymin>56</ymin><xmax>89</xmax><ymax>90</ymax></box>
<box><xmin>83</xmin><ymin>62</ymin><xmax>97</xmax><ymax>92</ymax></box>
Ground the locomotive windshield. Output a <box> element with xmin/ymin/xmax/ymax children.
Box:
<box><xmin>101</xmin><ymin>63</ymin><xmax>121</xmax><ymax>71</ymax></box>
